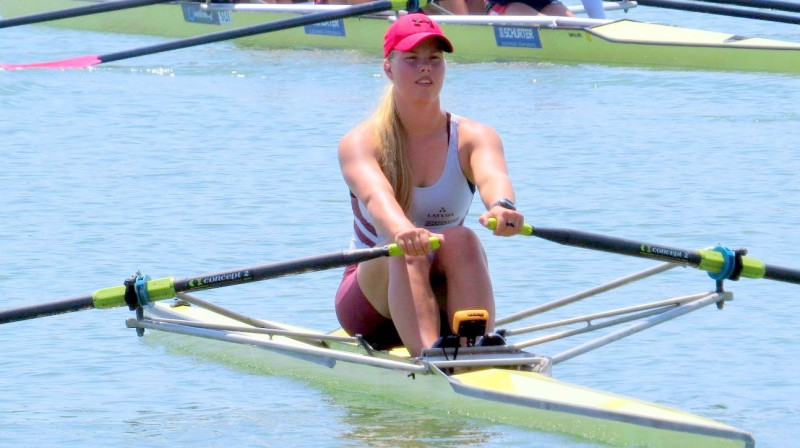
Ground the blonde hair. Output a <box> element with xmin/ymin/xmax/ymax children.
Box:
<box><xmin>371</xmin><ymin>84</ymin><xmax>413</xmax><ymax>212</ymax></box>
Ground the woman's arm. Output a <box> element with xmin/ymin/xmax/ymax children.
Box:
<box><xmin>338</xmin><ymin>124</ymin><xmax>437</xmax><ymax>254</ymax></box>
<box><xmin>459</xmin><ymin>119</ymin><xmax>525</xmax><ymax>236</ymax></box>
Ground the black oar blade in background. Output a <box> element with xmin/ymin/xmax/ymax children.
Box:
<box><xmin>0</xmin><ymin>0</ymin><xmax>174</xmax><ymax>29</ymax></box>
<box><xmin>636</xmin><ymin>0</ymin><xmax>800</xmax><ymax>24</ymax></box>
<box><xmin>0</xmin><ymin>0</ymin><xmax>393</xmax><ymax>70</ymax></box>
<box><xmin>693</xmin><ymin>0</ymin><xmax>800</xmax><ymax>13</ymax></box>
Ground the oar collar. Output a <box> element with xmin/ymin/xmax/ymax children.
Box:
<box><xmin>123</xmin><ymin>272</ymin><xmax>152</xmax><ymax>310</ymax></box>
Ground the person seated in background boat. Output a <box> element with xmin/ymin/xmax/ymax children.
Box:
<box><xmin>485</xmin><ymin>0</ymin><xmax>574</xmax><ymax>17</ymax></box>
<box><xmin>420</xmin><ymin>0</ymin><xmax>486</xmax><ymax>15</ymax></box>
<box><xmin>313</xmin><ymin>0</ymin><xmax>481</xmax><ymax>14</ymax></box>
<box><xmin>485</xmin><ymin>0</ymin><xmax>607</xmax><ymax>18</ymax></box>
<box><xmin>336</xmin><ymin>13</ymin><xmax>524</xmax><ymax>357</ymax></box>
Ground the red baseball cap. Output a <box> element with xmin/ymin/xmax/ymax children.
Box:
<box><xmin>383</xmin><ymin>13</ymin><xmax>454</xmax><ymax>58</ymax></box>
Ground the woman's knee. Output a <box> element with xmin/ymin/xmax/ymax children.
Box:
<box><xmin>439</xmin><ymin>227</ymin><xmax>485</xmax><ymax>259</ymax></box>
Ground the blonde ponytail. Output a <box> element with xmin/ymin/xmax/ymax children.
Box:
<box><xmin>371</xmin><ymin>84</ymin><xmax>413</xmax><ymax>212</ymax></box>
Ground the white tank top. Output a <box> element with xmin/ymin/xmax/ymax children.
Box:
<box><xmin>350</xmin><ymin>114</ymin><xmax>475</xmax><ymax>249</ymax></box>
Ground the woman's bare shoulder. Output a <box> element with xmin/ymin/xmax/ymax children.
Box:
<box><xmin>339</xmin><ymin>121</ymin><xmax>379</xmax><ymax>162</ymax></box>
<box><xmin>455</xmin><ymin>116</ymin><xmax>502</xmax><ymax>146</ymax></box>
<box><xmin>340</xmin><ymin>121</ymin><xmax>376</xmax><ymax>148</ymax></box>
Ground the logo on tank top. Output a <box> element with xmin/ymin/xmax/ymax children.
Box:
<box><xmin>426</xmin><ymin>207</ymin><xmax>458</xmax><ymax>227</ymax></box>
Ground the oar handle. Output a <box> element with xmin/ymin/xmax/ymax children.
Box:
<box><xmin>486</xmin><ymin>217</ymin><xmax>534</xmax><ymax>235</ymax></box>
<box><xmin>0</xmin><ymin>237</ymin><xmax>440</xmax><ymax>325</ymax></box>
<box><xmin>171</xmin><ymin>237</ymin><xmax>439</xmax><ymax>295</ymax></box>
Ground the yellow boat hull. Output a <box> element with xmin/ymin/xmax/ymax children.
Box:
<box><xmin>141</xmin><ymin>301</ymin><xmax>755</xmax><ymax>448</ymax></box>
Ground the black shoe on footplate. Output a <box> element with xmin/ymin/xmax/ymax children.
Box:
<box><xmin>432</xmin><ymin>334</ymin><xmax>461</xmax><ymax>349</ymax></box>
<box><xmin>475</xmin><ymin>332</ymin><xmax>507</xmax><ymax>347</ymax></box>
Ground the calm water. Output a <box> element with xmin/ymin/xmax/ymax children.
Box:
<box><xmin>1</xmin><ymin>5</ymin><xmax>799</xmax><ymax>447</ymax></box>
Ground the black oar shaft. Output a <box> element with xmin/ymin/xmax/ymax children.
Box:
<box><xmin>764</xmin><ymin>264</ymin><xmax>800</xmax><ymax>285</ymax></box>
<box><xmin>173</xmin><ymin>247</ymin><xmax>391</xmax><ymax>293</ymax></box>
<box><xmin>695</xmin><ymin>0</ymin><xmax>800</xmax><ymax>13</ymax></box>
<box><xmin>0</xmin><ymin>0</ymin><xmax>172</xmax><ymax>29</ymax></box>
<box><xmin>533</xmin><ymin>227</ymin><xmax>704</xmax><ymax>267</ymax></box>
<box><xmin>636</xmin><ymin>0</ymin><xmax>800</xmax><ymax>24</ymax></box>
<box><xmin>0</xmin><ymin>295</ymin><xmax>95</xmax><ymax>325</ymax></box>
<box><xmin>525</xmin><ymin>224</ymin><xmax>800</xmax><ymax>286</ymax></box>
<box><xmin>99</xmin><ymin>1</ymin><xmax>393</xmax><ymax>64</ymax></box>
<box><xmin>0</xmin><ymin>243</ymin><xmax>399</xmax><ymax>325</ymax></box>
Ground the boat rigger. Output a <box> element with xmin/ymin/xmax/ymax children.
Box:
<box><xmin>5</xmin><ymin>225</ymin><xmax>798</xmax><ymax>446</ymax></box>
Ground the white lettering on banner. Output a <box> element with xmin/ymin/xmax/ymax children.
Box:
<box><xmin>493</xmin><ymin>26</ymin><xmax>543</xmax><ymax>49</ymax></box>
<box><xmin>305</xmin><ymin>19</ymin><xmax>346</xmax><ymax>37</ymax></box>
<box><xmin>497</xmin><ymin>27</ymin><xmax>535</xmax><ymax>40</ymax></box>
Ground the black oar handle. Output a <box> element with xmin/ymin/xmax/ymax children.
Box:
<box><xmin>99</xmin><ymin>0</ymin><xmax>393</xmax><ymax>64</ymax></box>
<box><xmin>0</xmin><ymin>0</ymin><xmax>173</xmax><ymax>29</ymax></box>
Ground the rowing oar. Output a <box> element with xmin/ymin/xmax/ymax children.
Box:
<box><xmin>487</xmin><ymin>219</ymin><xmax>800</xmax><ymax>285</ymax></box>
<box><xmin>635</xmin><ymin>0</ymin><xmax>800</xmax><ymax>25</ymax></box>
<box><xmin>0</xmin><ymin>0</ymin><xmax>392</xmax><ymax>70</ymax></box>
<box><xmin>692</xmin><ymin>0</ymin><xmax>800</xmax><ymax>13</ymax></box>
<box><xmin>0</xmin><ymin>0</ymin><xmax>174</xmax><ymax>30</ymax></box>
<box><xmin>0</xmin><ymin>238</ymin><xmax>438</xmax><ymax>325</ymax></box>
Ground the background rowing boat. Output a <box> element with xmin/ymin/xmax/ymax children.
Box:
<box><xmin>1</xmin><ymin>5</ymin><xmax>798</xmax><ymax>447</ymax></box>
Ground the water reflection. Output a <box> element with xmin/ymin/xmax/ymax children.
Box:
<box><xmin>329</xmin><ymin>393</ymin><xmax>496</xmax><ymax>447</ymax></box>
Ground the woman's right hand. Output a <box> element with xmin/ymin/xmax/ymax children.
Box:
<box><xmin>394</xmin><ymin>227</ymin><xmax>442</xmax><ymax>256</ymax></box>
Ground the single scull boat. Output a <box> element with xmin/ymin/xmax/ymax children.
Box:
<box><xmin>4</xmin><ymin>225</ymin><xmax>800</xmax><ymax>446</ymax></box>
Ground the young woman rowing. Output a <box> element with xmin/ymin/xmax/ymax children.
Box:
<box><xmin>335</xmin><ymin>13</ymin><xmax>524</xmax><ymax>357</ymax></box>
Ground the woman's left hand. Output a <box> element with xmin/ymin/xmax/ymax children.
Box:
<box><xmin>479</xmin><ymin>207</ymin><xmax>524</xmax><ymax>236</ymax></box>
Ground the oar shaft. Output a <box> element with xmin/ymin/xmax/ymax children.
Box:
<box><xmin>98</xmin><ymin>1</ymin><xmax>392</xmax><ymax>64</ymax></box>
<box><xmin>0</xmin><ymin>295</ymin><xmax>95</xmax><ymax>325</ymax></box>
<box><xmin>516</xmin><ymin>223</ymin><xmax>800</xmax><ymax>286</ymax></box>
<box><xmin>0</xmin><ymin>237</ymin><xmax>426</xmax><ymax>325</ymax></box>
<box><xmin>694</xmin><ymin>0</ymin><xmax>800</xmax><ymax>13</ymax></box>
<box><xmin>173</xmin><ymin>246</ymin><xmax>392</xmax><ymax>294</ymax></box>
<box><xmin>764</xmin><ymin>264</ymin><xmax>800</xmax><ymax>285</ymax></box>
<box><xmin>531</xmin><ymin>227</ymin><xmax>704</xmax><ymax>266</ymax></box>
<box><xmin>0</xmin><ymin>0</ymin><xmax>172</xmax><ymax>29</ymax></box>
<box><xmin>636</xmin><ymin>0</ymin><xmax>800</xmax><ymax>24</ymax></box>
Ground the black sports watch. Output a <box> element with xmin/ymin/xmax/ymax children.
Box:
<box><xmin>490</xmin><ymin>198</ymin><xmax>516</xmax><ymax>211</ymax></box>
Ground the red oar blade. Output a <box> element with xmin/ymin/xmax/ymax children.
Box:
<box><xmin>1</xmin><ymin>55</ymin><xmax>102</xmax><ymax>70</ymax></box>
